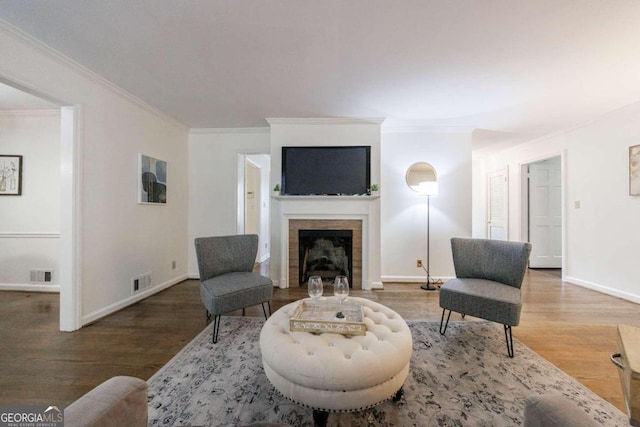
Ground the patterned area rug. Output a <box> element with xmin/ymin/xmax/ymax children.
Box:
<box><xmin>147</xmin><ymin>316</ymin><xmax>626</xmax><ymax>426</ymax></box>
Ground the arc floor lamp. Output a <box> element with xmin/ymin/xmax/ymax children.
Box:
<box><xmin>406</xmin><ymin>162</ymin><xmax>439</xmax><ymax>291</ymax></box>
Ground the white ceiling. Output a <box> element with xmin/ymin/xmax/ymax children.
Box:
<box><xmin>2</xmin><ymin>1</ymin><xmax>640</xmax><ymax>152</ymax></box>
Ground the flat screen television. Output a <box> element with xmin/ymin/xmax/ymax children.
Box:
<box><xmin>281</xmin><ymin>146</ymin><xmax>371</xmax><ymax>195</ymax></box>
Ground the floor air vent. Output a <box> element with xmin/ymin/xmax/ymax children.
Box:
<box><xmin>30</xmin><ymin>269</ymin><xmax>53</xmax><ymax>283</ymax></box>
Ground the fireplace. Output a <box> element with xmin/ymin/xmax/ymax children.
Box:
<box><xmin>298</xmin><ymin>229</ymin><xmax>353</xmax><ymax>286</ymax></box>
<box><xmin>288</xmin><ymin>219</ymin><xmax>363</xmax><ymax>289</ymax></box>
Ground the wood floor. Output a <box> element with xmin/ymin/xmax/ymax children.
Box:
<box><xmin>1</xmin><ymin>267</ymin><xmax>638</xmax><ymax>416</ymax></box>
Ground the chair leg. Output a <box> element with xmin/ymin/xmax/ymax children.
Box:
<box><xmin>261</xmin><ymin>302</ymin><xmax>271</xmax><ymax>320</ymax></box>
<box><xmin>212</xmin><ymin>315</ymin><xmax>221</xmax><ymax>344</ymax></box>
<box><xmin>206</xmin><ymin>309</ymin><xmax>211</xmax><ymax>320</ymax></box>
<box><xmin>504</xmin><ymin>324</ymin><xmax>514</xmax><ymax>358</ymax></box>
<box><xmin>242</xmin><ymin>308</ymin><xmax>245</xmax><ymax>316</ymax></box>
<box><xmin>439</xmin><ymin>309</ymin><xmax>452</xmax><ymax>335</ymax></box>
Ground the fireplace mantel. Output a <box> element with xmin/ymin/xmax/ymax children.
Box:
<box><xmin>272</xmin><ymin>195</ymin><xmax>380</xmax><ymax>200</ymax></box>
<box><xmin>271</xmin><ymin>195</ymin><xmax>381</xmax><ymax>290</ymax></box>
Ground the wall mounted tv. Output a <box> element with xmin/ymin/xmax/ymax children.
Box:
<box><xmin>281</xmin><ymin>146</ymin><xmax>371</xmax><ymax>196</ymax></box>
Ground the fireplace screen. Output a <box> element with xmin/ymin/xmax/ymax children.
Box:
<box><xmin>299</xmin><ymin>229</ymin><xmax>352</xmax><ymax>286</ymax></box>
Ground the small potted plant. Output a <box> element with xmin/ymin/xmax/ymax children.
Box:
<box><xmin>273</xmin><ymin>184</ymin><xmax>281</xmax><ymax>196</ymax></box>
<box><xmin>369</xmin><ymin>184</ymin><xmax>379</xmax><ymax>195</ymax></box>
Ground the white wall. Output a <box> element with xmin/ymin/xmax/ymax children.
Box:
<box><xmin>381</xmin><ymin>128</ymin><xmax>473</xmax><ymax>281</ymax></box>
<box><xmin>1</xmin><ymin>23</ymin><xmax>190</xmax><ymax>325</ymax></box>
<box><xmin>0</xmin><ymin>111</ymin><xmax>61</xmax><ymax>288</ymax></box>
<box><xmin>188</xmin><ymin>129</ymin><xmax>271</xmax><ymax>275</ymax></box>
<box><xmin>189</xmin><ymin>123</ymin><xmax>474</xmax><ymax>286</ymax></box>
<box><xmin>479</xmin><ymin>101</ymin><xmax>640</xmax><ymax>303</ymax></box>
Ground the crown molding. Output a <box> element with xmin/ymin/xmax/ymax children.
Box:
<box><xmin>0</xmin><ymin>19</ymin><xmax>188</xmax><ymax>131</ymax></box>
<box><xmin>189</xmin><ymin>127</ymin><xmax>270</xmax><ymax>135</ymax></box>
<box><xmin>382</xmin><ymin>121</ymin><xmax>475</xmax><ymax>134</ymax></box>
<box><xmin>0</xmin><ymin>109</ymin><xmax>60</xmax><ymax>117</ymax></box>
<box><xmin>266</xmin><ymin>117</ymin><xmax>385</xmax><ymax>126</ymax></box>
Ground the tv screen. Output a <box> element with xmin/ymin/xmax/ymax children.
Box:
<box><xmin>282</xmin><ymin>146</ymin><xmax>371</xmax><ymax>195</ymax></box>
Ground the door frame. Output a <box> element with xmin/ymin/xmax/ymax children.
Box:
<box><xmin>0</xmin><ymin>74</ymin><xmax>83</xmax><ymax>331</ymax></box>
<box><xmin>519</xmin><ymin>150</ymin><xmax>567</xmax><ymax>275</ymax></box>
<box><xmin>244</xmin><ymin>158</ymin><xmax>261</xmax><ymax>236</ymax></box>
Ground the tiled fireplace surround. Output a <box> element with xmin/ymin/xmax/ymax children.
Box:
<box><xmin>275</xmin><ymin>196</ymin><xmax>381</xmax><ymax>290</ymax></box>
<box><xmin>289</xmin><ymin>219</ymin><xmax>362</xmax><ymax>289</ymax></box>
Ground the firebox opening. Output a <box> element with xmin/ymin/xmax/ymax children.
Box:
<box><xmin>299</xmin><ymin>229</ymin><xmax>353</xmax><ymax>287</ymax></box>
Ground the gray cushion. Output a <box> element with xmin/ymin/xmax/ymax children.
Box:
<box><xmin>64</xmin><ymin>376</ymin><xmax>147</xmax><ymax>427</ymax></box>
<box><xmin>439</xmin><ymin>278</ymin><xmax>522</xmax><ymax>326</ymax></box>
<box><xmin>523</xmin><ymin>392</ymin><xmax>600</xmax><ymax>427</ymax></box>
<box><xmin>201</xmin><ymin>272</ymin><xmax>273</xmax><ymax>315</ymax></box>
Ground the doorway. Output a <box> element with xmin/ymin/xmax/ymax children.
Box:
<box><xmin>244</xmin><ymin>160</ymin><xmax>260</xmax><ymax>236</ymax></box>
<box><xmin>487</xmin><ymin>167</ymin><xmax>508</xmax><ymax>240</ymax></box>
<box><xmin>0</xmin><ymin>78</ymin><xmax>81</xmax><ymax>331</ymax></box>
<box><xmin>236</xmin><ymin>154</ymin><xmax>271</xmax><ymax>263</ymax></box>
<box><xmin>525</xmin><ymin>156</ymin><xmax>562</xmax><ymax>269</ymax></box>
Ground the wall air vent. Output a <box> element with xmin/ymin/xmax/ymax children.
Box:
<box><xmin>30</xmin><ymin>269</ymin><xmax>53</xmax><ymax>283</ymax></box>
<box><xmin>132</xmin><ymin>272</ymin><xmax>152</xmax><ymax>294</ymax></box>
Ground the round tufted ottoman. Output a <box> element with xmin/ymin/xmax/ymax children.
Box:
<box><xmin>259</xmin><ymin>297</ymin><xmax>412</xmax><ymax>425</ymax></box>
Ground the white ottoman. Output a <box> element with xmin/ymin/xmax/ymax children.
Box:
<box><xmin>259</xmin><ymin>297</ymin><xmax>412</xmax><ymax>425</ymax></box>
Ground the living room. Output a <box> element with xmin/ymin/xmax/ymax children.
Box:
<box><xmin>1</xmin><ymin>2</ymin><xmax>640</xmax><ymax>425</ymax></box>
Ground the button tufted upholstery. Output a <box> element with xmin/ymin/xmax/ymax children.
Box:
<box><xmin>260</xmin><ymin>297</ymin><xmax>412</xmax><ymax>412</ymax></box>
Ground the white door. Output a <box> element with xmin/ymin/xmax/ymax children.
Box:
<box><xmin>488</xmin><ymin>168</ymin><xmax>508</xmax><ymax>240</ymax></box>
<box><xmin>244</xmin><ymin>161</ymin><xmax>260</xmax><ymax>235</ymax></box>
<box><xmin>528</xmin><ymin>157</ymin><xmax>562</xmax><ymax>268</ymax></box>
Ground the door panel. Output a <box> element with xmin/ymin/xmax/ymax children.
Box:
<box><xmin>488</xmin><ymin>168</ymin><xmax>508</xmax><ymax>240</ymax></box>
<box><xmin>528</xmin><ymin>157</ymin><xmax>562</xmax><ymax>268</ymax></box>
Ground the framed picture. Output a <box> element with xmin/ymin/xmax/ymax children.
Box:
<box><xmin>630</xmin><ymin>145</ymin><xmax>640</xmax><ymax>196</ymax></box>
<box><xmin>138</xmin><ymin>154</ymin><xmax>167</xmax><ymax>204</ymax></box>
<box><xmin>0</xmin><ymin>155</ymin><xmax>23</xmax><ymax>196</ymax></box>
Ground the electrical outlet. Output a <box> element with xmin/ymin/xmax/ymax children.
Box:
<box><xmin>417</xmin><ymin>259</ymin><xmax>423</xmax><ymax>268</ymax></box>
<box><xmin>171</xmin><ymin>260</ymin><xmax>176</xmax><ymax>269</ymax></box>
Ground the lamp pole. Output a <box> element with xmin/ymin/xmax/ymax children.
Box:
<box><xmin>420</xmin><ymin>195</ymin><xmax>437</xmax><ymax>291</ymax></box>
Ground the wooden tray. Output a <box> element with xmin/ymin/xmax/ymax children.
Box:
<box><xmin>290</xmin><ymin>299</ymin><xmax>366</xmax><ymax>336</ymax></box>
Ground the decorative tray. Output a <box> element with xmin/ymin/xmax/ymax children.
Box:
<box><xmin>289</xmin><ymin>299</ymin><xmax>366</xmax><ymax>336</ymax></box>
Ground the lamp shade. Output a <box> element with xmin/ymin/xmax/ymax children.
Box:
<box><xmin>406</xmin><ymin>162</ymin><xmax>438</xmax><ymax>196</ymax></box>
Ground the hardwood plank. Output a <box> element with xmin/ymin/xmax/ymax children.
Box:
<box><xmin>0</xmin><ymin>268</ymin><xmax>638</xmax><ymax>416</ymax></box>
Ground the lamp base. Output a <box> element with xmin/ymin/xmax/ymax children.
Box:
<box><xmin>420</xmin><ymin>283</ymin><xmax>438</xmax><ymax>291</ymax></box>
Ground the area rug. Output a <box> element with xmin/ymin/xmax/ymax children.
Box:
<box><xmin>147</xmin><ymin>317</ymin><xmax>627</xmax><ymax>427</ymax></box>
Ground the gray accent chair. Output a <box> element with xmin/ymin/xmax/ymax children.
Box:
<box><xmin>439</xmin><ymin>237</ymin><xmax>532</xmax><ymax>357</ymax></box>
<box><xmin>195</xmin><ymin>234</ymin><xmax>273</xmax><ymax>343</ymax></box>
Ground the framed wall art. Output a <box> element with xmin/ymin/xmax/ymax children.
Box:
<box><xmin>138</xmin><ymin>154</ymin><xmax>167</xmax><ymax>204</ymax></box>
<box><xmin>0</xmin><ymin>155</ymin><xmax>23</xmax><ymax>196</ymax></box>
<box><xmin>630</xmin><ymin>144</ymin><xmax>640</xmax><ymax>196</ymax></box>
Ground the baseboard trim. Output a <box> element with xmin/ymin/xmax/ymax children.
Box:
<box><xmin>0</xmin><ymin>283</ymin><xmax>60</xmax><ymax>292</ymax></box>
<box><xmin>381</xmin><ymin>275</ymin><xmax>453</xmax><ymax>283</ymax></box>
<box><xmin>82</xmin><ymin>274</ymin><xmax>189</xmax><ymax>326</ymax></box>
<box><xmin>564</xmin><ymin>276</ymin><xmax>640</xmax><ymax>305</ymax></box>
